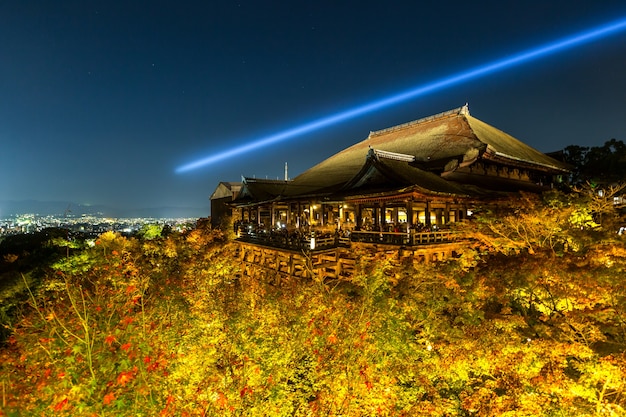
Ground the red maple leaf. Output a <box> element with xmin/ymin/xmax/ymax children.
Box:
<box><xmin>239</xmin><ymin>385</ymin><xmax>253</xmax><ymax>398</ymax></box>
<box><xmin>117</xmin><ymin>371</ymin><xmax>133</xmax><ymax>386</ymax></box>
<box><xmin>53</xmin><ymin>397</ymin><xmax>68</xmax><ymax>411</ymax></box>
<box><xmin>103</xmin><ymin>392</ymin><xmax>116</xmax><ymax>405</ymax></box>
<box><xmin>216</xmin><ymin>392</ymin><xmax>228</xmax><ymax>408</ymax></box>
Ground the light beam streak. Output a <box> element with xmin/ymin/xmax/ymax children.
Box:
<box><xmin>176</xmin><ymin>16</ymin><xmax>626</xmax><ymax>173</ymax></box>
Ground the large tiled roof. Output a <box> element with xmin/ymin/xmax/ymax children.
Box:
<box><xmin>290</xmin><ymin>105</ymin><xmax>569</xmax><ymax>194</ymax></box>
<box><xmin>232</xmin><ymin>105</ymin><xmax>570</xmax><ymax>205</ymax></box>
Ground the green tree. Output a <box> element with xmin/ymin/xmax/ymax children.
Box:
<box><xmin>563</xmin><ymin>139</ymin><xmax>626</xmax><ymax>185</ymax></box>
<box><xmin>138</xmin><ymin>224</ymin><xmax>163</xmax><ymax>240</ymax></box>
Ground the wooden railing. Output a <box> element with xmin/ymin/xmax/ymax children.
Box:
<box><xmin>349</xmin><ymin>230</ymin><xmax>455</xmax><ymax>245</ymax></box>
<box><xmin>237</xmin><ymin>229</ymin><xmax>457</xmax><ymax>251</ymax></box>
<box><xmin>237</xmin><ymin>230</ymin><xmax>311</xmax><ymax>250</ymax></box>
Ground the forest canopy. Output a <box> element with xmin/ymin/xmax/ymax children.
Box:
<box><xmin>0</xmin><ymin>187</ymin><xmax>625</xmax><ymax>416</ymax></box>
<box><xmin>562</xmin><ymin>139</ymin><xmax>626</xmax><ymax>185</ymax></box>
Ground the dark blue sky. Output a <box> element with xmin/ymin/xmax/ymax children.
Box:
<box><xmin>2</xmin><ymin>1</ymin><xmax>626</xmax><ymax>215</ymax></box>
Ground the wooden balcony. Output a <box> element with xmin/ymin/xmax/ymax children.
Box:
<box><xmin>236</xmin><ymin>228</ymin><xmax>458</xmax><ymax>252</ymax></box>
<box><xmin>235</xmin><ymin>229</ymin><xmax>465</xmax><ymax>282</ymax></box>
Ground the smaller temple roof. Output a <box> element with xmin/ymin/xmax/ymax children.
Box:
<box><xmin>210</xmin><ymin>181</ymin><xmax>242</xmax><ymax>200</ymax></box>
<box><xmin>341</xmin><ymin>148</ymin><xmax>475</xmax><ymax>197</ymax></box>
<box><xmin>234</xmin><ymin>178</ymin><xmax>292</xmax><ymax>206</ymax></box>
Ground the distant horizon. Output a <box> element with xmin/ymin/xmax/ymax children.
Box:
<box><xmin>0</xmin><ymin>199</ymin><xmax>209</xmax><ymax>219</ymax></box>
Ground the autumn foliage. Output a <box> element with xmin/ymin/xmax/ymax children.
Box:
<box><xmin>1</xmin><ymin>192</ymin><xmax>625</xmax><ymax>416</ymax></box>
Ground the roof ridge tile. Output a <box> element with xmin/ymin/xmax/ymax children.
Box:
<box><xmin>369</xmin><ymin>104</ymin><xmax>469</xmax><ymax>137</ymax></box>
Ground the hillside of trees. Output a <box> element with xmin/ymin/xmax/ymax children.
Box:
<box><xmin>1</xmin><ymin>188</ymin><xmax>626</xmax><ymax>414</ymax></box>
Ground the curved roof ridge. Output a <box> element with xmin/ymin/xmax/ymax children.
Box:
<box><xmin>369</xmin><ymin>104</ymin><xmax>469</xmax><ymax>138</ymax></box>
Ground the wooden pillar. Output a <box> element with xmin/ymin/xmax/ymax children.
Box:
<box><xmin>373</xmin><ymin>205</ymin><xmax>379</xmax><ymax>228</ymax></box>
<box><xmin>406</xmin><ymin>200</ymin><xmax>413</xmax><ymax>230</ymax></box>
<box><xmin>425</xmin><ymin>201</ymin><xmax>431</xmax><ymax>227</ymax></box>
<box><xmin>381</xmin><ymin>203</ymin><xmax>387</xmax><ymax>229</ymax></box>
<box><xmin>338</xmin><ymin>204</ymin><xmax>343</xmax><ymax>230</ymax></box>
<box><xmin>257</xmin><ymin>206</ymin><xmax>262</xmax><ymax>226</ymax></box>
<box><xmin>356</xmin><ymin>204</ymin><xmax>362</xmax><ymax>230</ymax></box>
<box><xmin>297</xmin><ymin>202</ymin><xmax>302</xmax><ymax>228</ymax></box>
<box><xmin>271</xmin><ymin>203</ymin><xmax>276</xmax><ymax>228</ymax></box>
<box><xmin>445</xmin><ymin>202</ymin><xmax>451</xmax><ymax>224</ymax></box>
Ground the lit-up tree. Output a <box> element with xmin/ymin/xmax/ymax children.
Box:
<box><xmin>1</xmin><ymin>204</ymin><xmax>624</xmax><ymax>415</ymax></box>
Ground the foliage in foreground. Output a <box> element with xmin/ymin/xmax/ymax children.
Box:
<box><xmin>1</xmin><ymin>194</ymin><xmax>626</xmax><ymax>416</ymax></box>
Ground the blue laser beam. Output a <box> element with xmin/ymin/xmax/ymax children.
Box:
<box><xmin>176</xmin><ymin>16</ymin><xmax>626</xmax><ymax>173</ymax></box>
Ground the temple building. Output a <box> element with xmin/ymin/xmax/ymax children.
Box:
<box><xmin>210</xmin><ymin>182</ymin><xmax>242</xmax><ymax>228</ymax></box>
<box><xmin>212</xmin><ymin>105</ymin><xmax>570</xmax><ymax>250</ymax></box>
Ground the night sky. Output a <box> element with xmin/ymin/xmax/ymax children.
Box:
<box><xmin>2</xmin><ymin>1</ymin><xmax>626</xmax><ymax>216</ymax></box>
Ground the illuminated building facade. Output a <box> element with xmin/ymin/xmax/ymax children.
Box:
<box><xmin>213</xmin><ymin>105</ymin><xmax>570</xmax><ymax>249</ymax></box>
